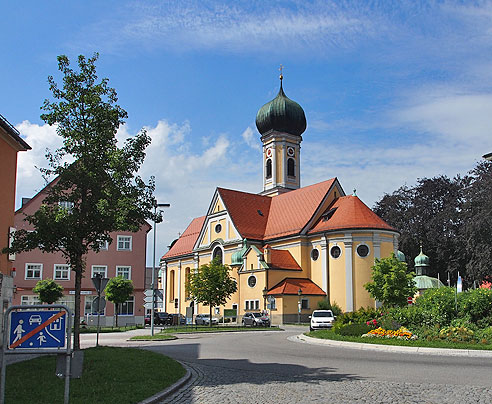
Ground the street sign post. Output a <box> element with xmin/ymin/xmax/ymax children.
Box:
<box><xmin>91</xmin><ymin>274</ymin><xmax>109</xmax><ymax>347</ymax></box>
<box><xmin>407</xmin><ymin>296</ymin><xmax>413</xmax><ymax>305</ymax></box>
<box><xmin>1</xmin><ymin>305</ymin><xmax>72</xmax><ymax>404</ymax></box>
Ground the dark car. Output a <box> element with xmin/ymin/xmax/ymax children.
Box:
<box><xmin>168</xmin><ymin>313</ymin><xmax>186</xmax><ymax>325</ymax></box>
<box><xmin>154</xmin><ymin>312</ymin><xmax>171</xmax><ymax>325</ymax></box>
<box><xmin>242</xmin><ymin>312</ymin><xmax>270</xmax><ymax>327</ymax></box>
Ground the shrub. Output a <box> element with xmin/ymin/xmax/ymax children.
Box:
<box><xmin>457</xmin><ymin>288</ymin><xmax>492</xmax><ymax>324</ymax></box>
<box><xmin>414</xmin><ymin>287</ymin><xmax>457</xmax><ymax>326</ymax></box>
<box><xmin>335</xmin><ymin>307</ymin><xmax>380</xmax><ymax>326</ymax></box>
<box><xmin>335</xmin><ymin>323</ymin><xmax>372</xmax><ymax>336</ymax></box>
<box><xmin>317</xmin><ymin>300</ymin><xmax>342</xmax><ymax>317</ymax></box>
<box><xmin>386</xmin><ymin>305</ymin><xmax>424</xmax><ymax>330</ymax></box>
<box><xmin>438</xmin><ymin>326</ymin><xmax>476</xmax><ymax>343</ymax></box>
<box><xmin>476</xmin><ymin>327</ymin><xmax>492</xmax><ymax>344</ymax></box>
<box><xmin>330</xmin><ymin>301</ymin><xmax>343</xmax><ymax>317</ymax></box>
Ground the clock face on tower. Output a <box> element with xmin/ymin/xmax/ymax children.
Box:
<box><xmin>266</xmin><ymin>148</ymin><xmax>273</xmax><ymax>158</ymax></box>
<box><xmin>287</xmin><ymin>146</ymin><xmax>295</xmax><ymax>157</ymax></box>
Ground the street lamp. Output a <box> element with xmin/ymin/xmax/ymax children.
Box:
<box><xmin>262</xmin><ymin>287</ymin><xmax>268</xmax><ymax>312</ymax></box>
<box><xmin>151</xmin><ymin>201</ymin><xmax>170</xmax><ymax>336</ymax></box>
<box><xmin>297</xmin><ymin>288</ymin><xmax>302</xmax><ymax>324</ymax></box>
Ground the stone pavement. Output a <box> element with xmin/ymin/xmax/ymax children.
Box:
<box><xmin>161</xmin><ymin>360</ymin><xmax>492</xmax><ymax>404</ymax></box>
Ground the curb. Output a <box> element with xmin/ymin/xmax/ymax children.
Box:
<box><xmin>138</xmin><ymin>363</ymin><xmax>192</xmax><ymax>404</ymax></box>
<box><xmin>293</xmin><ymin>334</ymin><xmax>492</xmax><ymax>358</ymax></box>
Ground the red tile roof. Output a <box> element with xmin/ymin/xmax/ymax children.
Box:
<box><xmin>308</xmin><ymin>195</ymin><xmax>397</xmax><ymax>234</ymax></box>
<box><xmin>218</xmin><ymin>188</ymin><xmax>271</xmax><ymax>240</ymax></box>
<box><xmin>267</xmin><ymin>278</ymin><xmax>325</xmax><ymax>296</ymax></box>
<box><xmin>162</xmin><ymin>216</ymin><xmax>206</xmax><ymax>259</ymax></box>
<box><xmin>261</xmin><ymin>247</ymin><xmax>301</xmax><ymax>270</ymax></box>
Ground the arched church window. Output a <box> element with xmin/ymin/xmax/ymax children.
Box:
<box><xmin>287</xmin><ymin>158</ymin><xmax>295</xmax><ymax>177</ymax></box>
<box><xmin>266</xmin><ymin>159</ymin><xmax>272</xmax><ymax>179</ymax></box>
<box><xmin>213</xmin><ymin>246</ymin><xmax>223</xmax><ymax>264</ymax></box>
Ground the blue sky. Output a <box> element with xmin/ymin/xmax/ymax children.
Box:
<box><xmin>3</xmin><ymin>1</ymin><xmax>492</xmax><ymax>266</ymax></box>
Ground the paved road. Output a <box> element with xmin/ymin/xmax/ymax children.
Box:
<box><xmin>81</xmin><ymin>326</ymin><xmax>492</xmax><ymax>403</ymax></box>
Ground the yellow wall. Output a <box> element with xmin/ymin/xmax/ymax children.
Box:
<box><xmin>211</xmin><ymin>218</ymin><xmax>227</xmax><ymax>241</ymax></box>
<box><xmin>328</xmin><ymin>242</ymin><xmax>346</xmax><ymax>311</ymax></box>
<box><xmin>275</xmin><ymin>146</ymin><xmax>283</xmax><ymax>184</ymax></box>
<box><xmin>307</xmin><ymin>239</ymin><xmax>323</xmax><ymax>291</ymax></box>
<box><xmin>213</xmin><ymin>198</ymin><xmax>224</xmax><ymax>213</ymax></box>
<box><xmin>199</xmin><ymin>227</ymin><xmax>209</xmax><ymax>247</ymax></box>
<box><xmin>353</xmin><ymin>240</ymin><xmax>375</xmax><ymax>309</ymax></box>
<box><xmin>228</xmin><ymin>222</ymin><xmax>236</xmax><ymax>239</ymax></box>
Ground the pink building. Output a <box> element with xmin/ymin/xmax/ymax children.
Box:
<box><xmin>13</xmin><ymin>183</ymin><xmax>151</xmax><ymax>326</ymax></box>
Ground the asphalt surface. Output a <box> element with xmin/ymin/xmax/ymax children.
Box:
<box><xmin>79</xmin><ymin>326</ymin><xmax>492</xmax><ymax>403</ymax></box>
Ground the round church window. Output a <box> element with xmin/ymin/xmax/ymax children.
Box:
<box><xmin>215</xmin><ymin>223</ymin><xmax>222</xmax><ymax>233</ymax></box>
<box><xmin>248</xmin><ymin>275</ymin><xmax>257</xmax><ymax>288</ymax></box>
<box><xmin>330</xmin><ymin>246</ymin><xmax>341</xmax><ymax>259</ymax></box>
<box><xmin>311</xmin><ymin>248</ymin><xmax>319</xmax><ymax>261</ymax></box>
<box><xmin>357</xmin><ymin>244</ymin><xmax>370</xmax><ymax>258</ymax></box>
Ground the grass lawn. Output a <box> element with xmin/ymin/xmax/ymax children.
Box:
<box><xmin>307</xmin><ymin>329</ymin><xmax>492</xmax><ymax>350</ymax></box>
<box><xmin>79</xmin><ymin>325</ymin><xmax>144</xmax><ymax>333</ymax></box>
<box><xmin>131</xmin><ymin>325</ymin><xmax>282</xmax><ymax>340</ymax></box>
<box><xmin>5</xmin><ymin>346</ymin><xmax>185</xmax><ymax>404</ymax></box>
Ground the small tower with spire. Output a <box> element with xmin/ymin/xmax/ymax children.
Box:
<box><xmin>414</xmin><ymin>243</ymin><xmax>430</xmax><ymax>276</ymax></box>
<box><xmin>255</xmin><ymin>68</ymin><xmax>307</xmax><ymax>196</ymax></box>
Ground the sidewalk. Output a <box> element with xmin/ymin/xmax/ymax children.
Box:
<box><xmin>293</xmin><ymin>334</ymin><xmax>492</xmax><ymax>357</ymax></box>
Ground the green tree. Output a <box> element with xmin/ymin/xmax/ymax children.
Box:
<box><xmin>3</xmin><ymin>54</ymin><xmax>159</xmax><ymax>349</ymax></box>
<box><xmin>33</xmin><ymin>279</ymin><xmax>64</xmax><ymax>304</ymax></box>
<box><xmin>105</xmin><ymin>276</ymin><xmax>134</xmax><ymax>327</ymax></box>
<box><xmin>186</xmin><ymin>258</ymin><xmax>237</xmax><ymax>326</ymax></box>
<box><xmin>364</xmin><ymin>253</ymin><xmax>417</xmax><ymax>307</ymax></box>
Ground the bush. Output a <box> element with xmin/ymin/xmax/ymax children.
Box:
<box><xmin>476</xmin><ymin>327</ymin><xmax>492</xmax><ymax>344</ymax></box>
<box><xmin>335</xmin><ymin>307</ymin><xmax>380</xmax><ymax>326</ymax></box>
<box><xmin>438</xmin><ymin>326</ymin><xmax>476</xmax><ymax>343</ymax></box>
<box><xmin>414</xmin><ymin>287</ymin><xmax>457</xmax><ymax>326</ymax></box>
<box><xmin>457</xmin><ymin>288</ymin><xmax>492</xmax><ymax>324</ymax></box>
<box><xmin>335</xmin><ymin>323</ymin><xmax>372</xmax><ymax>336</ymax></box>
<box><xmin>317</xmin><ymin>300</ymin><xmax>342</xmax><ymax>317</ymax></box>
<box><xmin>386</xmin><ymin>305</ymin><xmax>424</xmax><ymax>330</ymax></box>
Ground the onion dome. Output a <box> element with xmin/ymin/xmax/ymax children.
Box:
<box><xmin>256</xmin><ymin>77</ymin><xmax>307</xmax><ymax>137</ymax></box>
<box><xmin>396</xmin><ymin>250</ymin><xmax>406</xmax><ymax>263</ymax></box>
<box><xmin>414</xmin><ymin>245</ymin><xmax>430</xmax><ymax>276</ymax></box>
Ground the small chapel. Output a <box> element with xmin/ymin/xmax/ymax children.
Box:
<box><xmin>160</xmin><ymin>75</ymin><xmax>399</xmax><ymax>324</ymax></box>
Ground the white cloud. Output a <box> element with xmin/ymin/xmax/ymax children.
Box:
<box><xmin>241</xmin><ymin>126</ymin><xmax>261</xmax><ymax>151</ymax></box>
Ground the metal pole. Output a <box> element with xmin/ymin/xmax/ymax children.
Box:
<box><xmin>64</xmin><ymin>310</ymin><xmax>72</xmax><ymax>404</ymax></box>
<box><xmin>96</xmin><ymin>288</ymin><xmax>101</xmax><ymax>347</ymax></box>
<box><xmin>0</xmin><ymin>310</ymin><xmax>10</xmax><ymax>404</ymax></box>
<box><xmin>151</xmin><ymin>204</ymin><xmax>157</xmax><ymax>336</ymax></box>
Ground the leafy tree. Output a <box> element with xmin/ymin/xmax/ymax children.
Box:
<box><xmin>186</xmin><ymin>258</ymin><xmax>237</xmax><ymax>326</ymax></box>
<box><xmin>105</xmin><ymin>276</ymin><xmax>134</xmax><ymax>327</ymax></box>
<box><xmin>364</xmin><ymin>253</ymin><xmax>417</xmax><ymax>307</ymax></box>
<box><xmin>3</xmin><ymin>54</ymin><xmax>159</xmax><ymax>349</ymax></box>
<box><xmin>33</xmin><ymin>279</ymin><xmax>64</xmax><ymax>304</ymax></box>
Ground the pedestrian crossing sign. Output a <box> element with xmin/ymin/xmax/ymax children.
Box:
<box><xmin>8</xmin><ymin>310</ymin><xmax>67</xmax><ymax>350</ymax></box>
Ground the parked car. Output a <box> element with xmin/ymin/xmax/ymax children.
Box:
<box><xmin>242</xmin><ymin>312</ymin><xmax>270</xmax><ymax>327</ymax></box>
<box><xmin>309</xmin><ymin>310</ymin><xmax>336</xmax><ymax>331</ymax></box>
<box><xmin>144</xmin><ymin>315</ymin><xmax>151</xmax><ymax>325</ymax></box>
<box><xmin>195</xmin><ymin>314</ymin><xmax>219</xmax><ymax>325</ymax></box>
<box><xmin>169</xmin><ymin>313</ymin><xmax>186</xmax><ymax>325</ymax></box>
<box><xmin>155</xmin><ymin>312</ymin><xmax>171</xmax><ymax>325</ymax></box>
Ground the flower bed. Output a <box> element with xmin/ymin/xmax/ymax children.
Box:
<box><xmin>362</xmin><ymin>326</ymin><xmax>417</xmax><ymax>340</ymax></box>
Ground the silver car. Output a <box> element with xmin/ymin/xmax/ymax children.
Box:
<box><xmin>242</xmin><ymin>312</ymin><xmax>270</xmax><ymax>327</ymax></box>
<box><xmin>195</xmin><ymin>314</ymin><xmax>218</xmax><ymax>325</ymax></box>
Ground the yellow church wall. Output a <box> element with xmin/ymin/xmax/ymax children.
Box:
<box><xmin>228</xmin><ymin>222</ymin><xmax>236</xmax><ymax>239</ymax></box>
<box><xmin>240</xmin><ymin>270</ymin><xmax>266</xmax><ymax>313</ymax></box>
<box><xmin>275</xmin><ymin>146</ymin><xmax>284</xmax><ymax>184</ymax></box>
<box><xmin>380</xmin><ymin>238</ymin><xmax>395</xmax><ymax>259</ymax></box>
<box><xmin>353</xmin><ymin>241</ymin><xmax>375</xmax><ymax>309</ymax></box>
<box><xmin>328</xmin><ymin>242</ymin><xmax>346</xmax><ymax>312</ymax></box>
<box><xmin>307</xmin><ymin>240</ymin><xmax>323</xmax><ymax>292</ymax></box>
<box><xmin>199</xmin><ymin>227</ymin><xmax>209</xmax><ymax>248</ymax></box>
<box><xmin>213</xmin><ymin>198</ymin><xmax>224</xmax><ymax>213</ymax></box>
<box><xmin>244</xmin><ymin>248</ymin><xmax>261</xmax><ymax>271</ymax></box>
<box><xmin>210</xmin><ymin>218</ymin><xmax>227</xmax><ymax>241</ymax></box>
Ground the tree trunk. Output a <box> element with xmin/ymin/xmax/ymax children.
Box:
<box><xmin>73</xmin><ymin>257</ymin><xmax>83</xmax><ymax>350</ymax></box>
<box><xmin>115</xmin><ymin>304</ymin><xmax>119</xmax><ymax>328</ymax></box>
<box><xmin>209</xmin><ymin>305</ymin><xmax>213</xmax><ymax>328</ymax></box>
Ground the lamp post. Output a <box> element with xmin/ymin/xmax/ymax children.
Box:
<box><xmin>151</xmin><ymin>202</ymin><xmax>170</xmax><ymax>336</ymax></box>
<box><xmin>297</xmin><ymin>288</ymin><xmax>302</xmax><ymax>324</ymax></box>
<box><xmin>262</xmin><ymin>287</ymin><xmax>267</xmax><ymax>312</ymax></box>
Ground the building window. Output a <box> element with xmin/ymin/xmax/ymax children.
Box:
<box><xmin>117</xmin><ymin>235</ymin><xmax>132</xmax><ymax>251</ymax></box>
<box><xmin>356</xmin><ymin>244</ymin><xmax>370</xmax><ymax>258</ymax></box>
<box><xmin>91</xmin><ymin>265</ymin><xmax>107</xmax><ymax>278</ymax></box>
<box><xmin>301</xmin><ymin>298</ymin><xmax>309</xmax><ymax>310</ymax></box>
<box><xmin>54</xmin><ymin>264</ymin><xmax>70</xmax><ymax>281</ymax></box>
<box><xmin>58</xmin><ymin>201</ymin><xmax>74</xmax><ymax>212</ymax></box>
<box><xmin>287</xmin><ymin>158</ymin><xmax>295</xmax><ymax>177</ymax></box>
<box><xmin>116</xmin><ymin>296</ymin><xmax>134</xmax><ymax>315</ymax></box>
<box><xmin>247</xmin><ymin>275</ymin><xmax>257</xmax><ymax>288</ymax></box>
<box><xmin>58</xmin><ymin>295</ymin><xmax>75</xmax><ymax>313</ymax></box>
<box><xmin>330</xmin><ymin>245</ymin><xmax>342</xmax><ymax>259</ymax></box>
<box><xmin>311</xmin><ymin>248</ymin><xmax>319</xmax><ymax>261</ymax></box>
<box><xmin>25</xmin><ymin>263</ymin><xmax>42</xmax><ymax>280</ymax></box>
<box><xmin>21</xmin><ymin>295</ymin><xmax>40</xmax><ymax>305</ymax></box>
<box><xmin>245</xmin><ymin>299</ymin><xmax>260</xmax><ymax>310</ymax></box>
<box><xmin>215</xmin><ymin>223</ymin><xmax>222</xmax><ymax>233</ymax></box>
<box><xmin>97</xmin><ymin>240</ymin><xmax>109</xmax><ymax>251</ymax></box>
<box><xmin>266</xmin><ymin>158</ymin><xmax>272</xmax><ymax>179</ymax></box>
<box><xmin>269</xmin><ymin>297</ymin><xmax>276</xmax><ymax>310</ymax></box>
<box><xmin>212</xmin><ymin>246</ymin><xmax>223</xmax><ymax>264</ymax></box>
<box><xmin>116</xmin><ymin>266</ymin><xmax>131</xmax><ymax>279</ymax></box>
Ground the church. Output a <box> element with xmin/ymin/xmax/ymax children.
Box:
<box><xmin>160</xmin><ymin>75</ymin><xmax>399</xmax><ymax>324</ymax></box>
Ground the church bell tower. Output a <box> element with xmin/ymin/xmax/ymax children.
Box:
<box><xmin>255</xmin><ymin>72</ymin><xmax>307</xmax><ymax>196</ymax></box>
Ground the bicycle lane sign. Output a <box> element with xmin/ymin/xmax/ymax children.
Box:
<box><xmin>8</xmin><ymin>310</ymin><xmax>67</xmax><ymax>349</ymax></box>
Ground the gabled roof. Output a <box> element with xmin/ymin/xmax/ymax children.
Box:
<box><xmin>308</xmin><ymin>195</ymin><xmax>397</xmax><ymax>234</ymax></box>
<box><xmin>0</xmin><ymin>113</ymin><xmax>31</xmax><ymax>151</ymax></box>
<box><xmin>267</xmin><ymin>278</ymin><xmax>325</xmax><ymax>296</ymax></box>
<box><xmin>162</xmin><ymin>216</ymin><xmax>206</xmax><ymax>259</ymax></box>
<box><xmin>264</xmin><ymin>179</ymin><xmax>336</xmax><ymax>239</ymax></box>
<box><xmin>218</xmin><ymin>188</ymin><xmax>271</xmax><ymax>240</ymax></box>
<box><xmin>260</xmin><ymin>247</ymin><xmax>301</xmax><ymax>270</ymax></box>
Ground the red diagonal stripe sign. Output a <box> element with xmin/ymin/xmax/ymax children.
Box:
<box><xmin>10</xmin><ymin>311</ymin><xmax>66</xmax><ymax>349</ymax></box>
